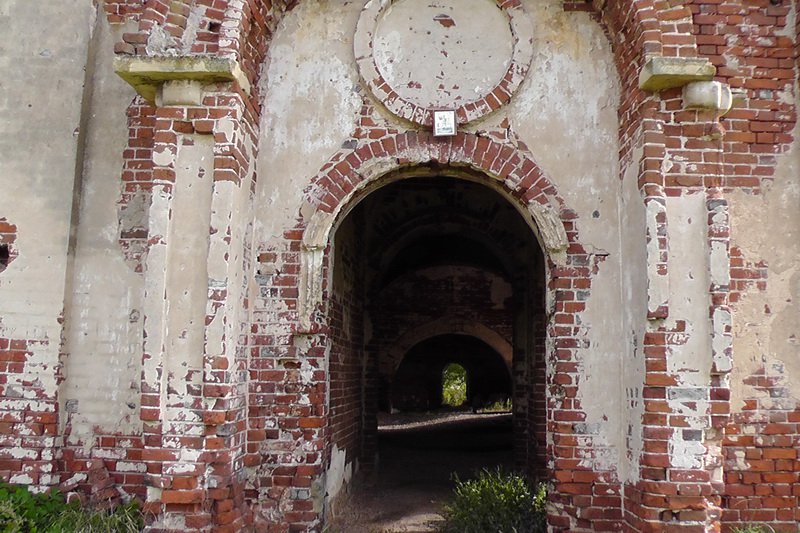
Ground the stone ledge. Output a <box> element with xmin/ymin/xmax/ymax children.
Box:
<box><xmin>113</xmin><ymin>56</ymin><xmax>251</xmax><ymax>104</ymax></box>
<box><xmin>639</xmin><ymin>56</ymin><xmax>716</xmax><ymax>92</ymax></box>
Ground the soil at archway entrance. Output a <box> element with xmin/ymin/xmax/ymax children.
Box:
<box><xmin>327</xmin><ymin>412</ymin><xmax>513</xmax><ymax>533</ymax></box>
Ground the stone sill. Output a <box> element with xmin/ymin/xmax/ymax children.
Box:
<box><xmin>639</xmin><ymin>56</ymin><xmax>716</xmax><ymax>92</ymax></box>
<box><xmin>113</xmin><ymin>56</ymin><xmax>251</xmax><ymax>103</ymax></box>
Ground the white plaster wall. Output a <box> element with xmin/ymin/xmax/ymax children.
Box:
<box><xmin>492</xmin><ymin>0</ymin><xmax>629</xmax><ymax>478</ymax></box>
<box><xmin>373</xmin><ymin>0</ymin><xmax>513</xmax><ymax>108</ymax></box>
<box><xmin>666</xmin><ymin>193</ymin><xmax>712</xmax><ymax>385</ymax></box>
<box><xmin>499</xmin><ymin>1</ymin><xmax>620</xmax><ymax>248</ymax></box>
<box><xmin>207</xmin><ymin>162</ymin><xmax>254</xmax><ymax>365</ymax></box>
<box><xmin>165</xmin><ymin>137</ymin><xmax>215</xmax><ymax>380</ymax></box>
<box><xmin>618</xmin><ymin>140</ymin><xmax>648</xmax><ymax>482</ymax></box>
<box><xmin>61</xmin><ymin>16</ymin><xmax>143</xmax><ymax>442</ymax></box>
<box><xmin>665</xmin><ymin>193</ymin><xmax>712</xmax><ymax>470</ymax></box>
<box><xmin>254</xmin><ymin>0</ymin><xmax>362</xmax><ymax>247</ymax></box>
<box><xmin>729</xmin><ymin>91</ymin><xmax>800</xmax><ymax>409</ymax></box>
<box><xmin>0</xmin><ymin>0</ymin><xmax>95</xmax><ymax>404</ymax></box>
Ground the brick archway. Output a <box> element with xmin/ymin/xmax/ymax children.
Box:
<box><xmin>296</xmin><ymin>131</ymin><xmax>573</xmax><ymax>332</ymax></box>
<box><xmin>256</xmin><ymin>130</ymin><xmax>612</xmax><ymax>530</ymax></box>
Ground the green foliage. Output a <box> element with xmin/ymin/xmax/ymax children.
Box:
<box><xmin>0</xmin><ymin>483</ymin><xmax>143</xmax><ymax>533</ymax></box>
<box><xmin>731</xmin><ymin>526</ymin><xmax>775</xmax><ymax>533</ymax></box>
<box><xmin>46</xmin><ymin>501</ymin><xmax>143</xmax><ymax>533</ymax></box>
<box><xmin>440</xmin><ymin>468</ymin><xmax>547</xmax><ymax>533</ymax></box>
<box><xmin>477</xmin><ymin>398</ymin><xmax>513</xmax><ymax>413</ymax></box>
<box><xmin>442</xmin><ymin>363</ymin><xmax>467</xmax><ymax>407</ymax></box>
<box><xmin>0</xmin><ymin>483</ymin><xmax>68</xmax><ymax>532</ymax></box>
<box><xmin>0</xmin><ymin>500</ymin><xmax>26</xmax><ymax>533</ymax></box>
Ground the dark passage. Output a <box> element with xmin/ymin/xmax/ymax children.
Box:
<box><xmin>327</xmin><ymin>174</ymin><xmax>548</xmax><ymax>531</ymax></box>
<box><xmin>328</xmin><ymin>413</ymin><xmax>513</xmax><ymax>532</ymax></box>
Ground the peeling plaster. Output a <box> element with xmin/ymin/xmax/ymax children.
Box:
<box><xmin>0</xmin><ymin>0</ymin><xmax>98</xmax><ymax>457</ymax></box>
<box><xmin>645</xmin><ymin>198</ymin><xmax>669</xmax><ymax>315</ymax></box>
<box><xmin>164</xmin><ymin>137</ymin><xmax>215</xmax><ymax>386</ymax></box>
<box><xmin>497</xmin><ymin>0</ymin><xmax>633</xmax><ymax>480</ymax></box>
<box><xmin>324</xmin><ymin>444</ymin><xmax>353</xmax><ymax>508</ymax></box>
<box><xmin>665</xmin><ymin>193</ymin><xmax>712</xmax><ymax>386</ymax></box>
<box><xmin>255</xmin><ymin>1</ymin><xmax>362</xmax><ymax>245</ymax></box>
<box><xmin>729</xmin><ymin>108</ymin><xmax>800</xmax><ymax>409</ymax></box>
<box><xmin>373</xmin><ymin>0</ymin><xmax>513</xmax><ymax>108</ymax></box>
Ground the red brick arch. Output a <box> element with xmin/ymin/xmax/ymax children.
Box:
<box><xmin>300</xmin><ymin>131</ymin><xmax>570</xmax><ymax>260</ymax></box>
<box><xmin>290</xmin><ymin>130</ymin><xmax>616</xmax><ymax>529</ymax></box>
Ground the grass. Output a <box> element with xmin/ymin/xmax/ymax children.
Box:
<box><xmin>477</xmin><ymin>398</ymin><xmax>513</xmax><ymax>413</ymax></box>
<box><xmin>0</xmin><ymin>483</ymin><xmax>143</xmax><ymax>533</ymax></box>
<box><xmin>440</xmin><ymin>468</ymin><xmax>546</xmax><ymax>533</ymax></box>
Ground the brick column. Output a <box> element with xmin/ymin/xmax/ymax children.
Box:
<box><xmin>132</xmin><ymin>88</ymin><xmax>253</xmax><ymax>531</ymax></box>
<box><xmin>139</xmin><ymin>105</ymin><xmax>215</xmax><ymax>530</ymax></box>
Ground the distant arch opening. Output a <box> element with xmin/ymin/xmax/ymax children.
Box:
<box><xmin>442</xmin><ymin>362</ymin><xmax>467</xmax><ymax>408</ymax></box>
<box><xmin>391</xmin><ymin>334</ymin><xmax>511</xmax><ymax>412</ymax></box>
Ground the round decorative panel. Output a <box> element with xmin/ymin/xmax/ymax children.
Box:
<box><xmin>355</xmin><ymin>0</ymin><xmax>533</xmax><ymax>128</ymax></box>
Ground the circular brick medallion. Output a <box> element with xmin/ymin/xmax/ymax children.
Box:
<box><xmin>355</xmin><ymin>0</ymin><xmax>533</xmax><ymax>128</ymax></box>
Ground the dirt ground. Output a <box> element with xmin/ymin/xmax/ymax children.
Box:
<box><xmin>325</xmin><ymin>412</ymin><xmax>514</xmax><ymax>533</ymax></box>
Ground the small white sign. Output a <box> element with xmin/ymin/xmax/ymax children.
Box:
<box><xmin>433</xmin><ymin>110</ymin><xmax>457</xmax><ymax>137</ymax></box>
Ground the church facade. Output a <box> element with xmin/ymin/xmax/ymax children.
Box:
<box><xmin>0</xmin><ymin>0</ymin><xmax>798</xmax><ymax>531</ymax></box>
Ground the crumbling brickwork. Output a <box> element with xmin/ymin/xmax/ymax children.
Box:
<box><xmin>0</xmin><ymin>0</ymin><xmax>797</xmax><ymax>531</ymax></box>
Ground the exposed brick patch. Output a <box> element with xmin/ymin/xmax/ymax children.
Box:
<box><xmin>693</xmin><ymin>0</ymin><xmax>797</xmax><ymax>193</ymax></box>
<box><xmin>0</xmin><ymin>218</ymin><xmax>17</xmax><ymax>275</ymax></box>
<box><xmin>118</xmin><ymin>98</ymin><xmax>155</xmax><ymax>273</ymax></box>
<box><xmin>0</xmin><ymin>335</ymin><xmax>58</xmax><ymax>488</ymax></box>
<box><xmin>722</xmin><ymin>368</ymin><xmax>800</xmax><ymax>530</ymax></box>
<box><xmin>60</xmin><ymin>435</ymin><xmax>147</xmax><ymax>503</ymax></box>
<box><xmin>729</xmin><ymin>245</ymin><xmax>768</xmax><ymax>303</ymax></box>
<box><xmin>104</xmin><ymin>0</ymin><xmax>146</xmax><ymax>25</ymax></box>
<box><xmin>128</xmin><ymin>0</ymin><xmax>225</xmax><ymax>55</ymax></box>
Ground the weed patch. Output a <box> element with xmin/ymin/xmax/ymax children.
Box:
<box><xmin>440</xmin><ymin>468</ymin><xmax>546</xmax><ymax>533</ymax></box>
<box><xmin>0</xmin><ymin>483</ymin><xmax>143</xmax><ymax>533</ymax></box>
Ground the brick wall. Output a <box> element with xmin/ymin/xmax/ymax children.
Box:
<box><xmin>328</xmin><ymin>213</ymin><xmax>367</xmax><ymax>474</ymax></box>
<box><xmin>701</xmin><ymin>2</ymin><xmax>799</xmax><ymax>531</ymax></box>
<box><xmin>0</xmin><ymin>1</ymin><xmax>795</xmax><ymax>531</ymax></box>
<box><xmin>0</xmin><ymin>246</ymin><xmax>60</xmax><ymax>479</ymax></box>
<box><xmin>0</xmin><ymin>336</ymin><xmax>57</xmax><ymax>486</ymax></box>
